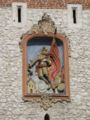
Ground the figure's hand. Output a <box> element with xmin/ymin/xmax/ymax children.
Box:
<box><xmin>29</xmin><ymin>60</ymin><xmax>34</xmax><ymax>67</ymax></box>
<box><xmin>30</xmin><ymin>60</ymin><xmax>33</xmax><ymax>63</ymax></box>
<box><xmin>28</xmin><ymin>64</ymin><xmax>31</xmax><ymax>69</ymax></box>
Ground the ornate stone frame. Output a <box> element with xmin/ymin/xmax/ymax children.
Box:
<box><xmin>21</xmin><ymin>32</ymin><xmax>70</xmax><ymax>110</ymax></box>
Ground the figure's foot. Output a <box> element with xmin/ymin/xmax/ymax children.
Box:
<box><xmin>52</xmin><ymin>89</ymin><xmax>55</xmax><ymax>93</ymax></box>
<box><xmin>43</xmin><ymin>74</ymin><xmax>51</xmax><ymax>84</ymax></box>
<box><xmin>39</xmin><ymin>76</ymin><xmax>49</xmax><ymax>84</ymax></box>
<box><xmin>47</xmin><ymin>84</ymin><xmax>51</xmax><ymax>90</ymax></box>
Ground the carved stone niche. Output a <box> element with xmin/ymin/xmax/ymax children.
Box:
<box><xmin>20</xmin><ymin>13</ymin><xmax>70</xmax><ymax>110</ymax></box>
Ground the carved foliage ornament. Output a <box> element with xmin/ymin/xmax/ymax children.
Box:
<box><xmin>23</xmin><ymin>95</ymin><xmax>70</xmax><ymax>110</ymax></box>
<box><xmin>21</xmin><ymin>13</ymin><xmax>56</xmax><ymax>37</ymax></box>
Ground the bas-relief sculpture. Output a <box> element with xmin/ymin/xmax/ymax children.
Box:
<box><xmin>20</xmin><ymin>13</ymin><xmax>70</xmax><ymax>110</ymax></box>
<box><xmin>27</xmin><ymin>37</ymin><xmax>65</xmax><ymax>95</ymax></box>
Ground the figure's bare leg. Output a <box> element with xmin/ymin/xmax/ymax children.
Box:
<box><xmin>39</xmin><ymin>76</ymin><xmax>49</xmax><ymax>84</ymax></box>
<box><xmin>38</xmin><ymin>68</ymin><xmax>49</xmax><ymax>84</ymax></box>
<box><xmin>43</xmin><ymin>74</ymin><xmax>51</xmax><ymax>84</ymax></box>
<box><xmin>42</xmin><ymin>68</ymin><xmax>51</xmax><ymax>84</ymax></box>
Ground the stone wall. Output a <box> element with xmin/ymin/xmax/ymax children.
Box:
<box><xmin>0</xmin><ymin>7</ymin><xmax>90</xmax><ymax>120</ymax></box>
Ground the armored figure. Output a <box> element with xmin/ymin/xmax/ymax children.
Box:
<box><xmin>29</xmin><ymin>47</ymin><xmax>51</xmax><ymax>84</ymax></box>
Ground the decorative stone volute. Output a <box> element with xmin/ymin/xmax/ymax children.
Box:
<box><xmin>28</xmin><ymin>13</ymin><xmax>56</xmax><ymax>34</ymax></box>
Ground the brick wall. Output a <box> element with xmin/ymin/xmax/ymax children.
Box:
<box><xmin>0</xmin><ymin>0</ymin><xmax>90</xmax><ymax>9</ymax></box>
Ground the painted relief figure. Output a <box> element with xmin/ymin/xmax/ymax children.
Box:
<box><xmin>29</xmin><ymin>47</ymin><xmax>51</xmax><ymax>85</ymax></box>
<box><xmin>27</xmin><ymin>37</ymin><xmax>65</xmax><ymax>95</ymax></box>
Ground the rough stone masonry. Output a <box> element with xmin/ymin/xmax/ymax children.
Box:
<box><xmin>0</xmin><ymin>3</ymin><xmax>90</xmax><ymax>120</ymax></box>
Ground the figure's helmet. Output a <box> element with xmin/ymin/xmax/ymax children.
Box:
<box><xmin>41</xmin><ymin>47</ymin><xmax>48</xmax><ymax>54</ymax></box>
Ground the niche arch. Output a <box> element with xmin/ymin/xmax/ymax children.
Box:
<box><xmin>21</xmin><ymin>32</ymin><xmax>70</xmax><ymax>110</ymax></box>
